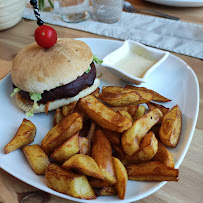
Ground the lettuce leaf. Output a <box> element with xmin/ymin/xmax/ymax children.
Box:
<box><xmin>10</xmin><ymin>88</ymin><xmax>21</xmax><ymax>97</ymax></box>
<box><xmin>85</xmin><ymin>66</ymin><xmax>91</xmax><ymax>73</ymax></box>
<box><xmin>93</xmin><ymin>55</ymin><xmax>103</xmax><ymax>65</ymax></box>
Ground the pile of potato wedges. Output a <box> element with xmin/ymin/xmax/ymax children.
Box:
<box><xmin>4</xmin><ymin>85</ymin><xmax>182</xmax><ymax>200</ymax></box>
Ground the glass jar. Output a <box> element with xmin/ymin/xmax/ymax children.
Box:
<box><xmin>38</xmin><ymin>0</ymin><xmax>54</xmax><ymax>12</ymax></box>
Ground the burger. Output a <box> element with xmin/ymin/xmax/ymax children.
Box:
<box><xmin>11</xmin><ymin>38</ymin><xmax>101</xmax><ymax>116</ymax></box>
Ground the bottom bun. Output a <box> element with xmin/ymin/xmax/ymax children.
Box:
<box><xmin>16</xmin><ymin>78</ymin><xmax>100</xmax><ymax>113</ymax></box>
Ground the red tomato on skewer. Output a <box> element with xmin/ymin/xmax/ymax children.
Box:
<box><xmin>35</xmin><ymin>25</ymin><xmax>57</xmax><ymax>48</ymax></box>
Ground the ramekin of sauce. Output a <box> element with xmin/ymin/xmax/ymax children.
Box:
<box><xmin>102</xmin><ymin>40</ymin><xmax>169</xmax><ymax>85</ymax></box>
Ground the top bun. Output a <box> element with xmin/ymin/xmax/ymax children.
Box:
<box><xmin>11</xmin><ymin>38</ymin><xmax>93</xmax><ymax>93</ymax></box>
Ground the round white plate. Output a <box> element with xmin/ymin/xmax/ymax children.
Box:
<box><xmin>0</xmin><ymin>38</ymin><xmax>199</xmax><ymax>202</ymax></box>
<box><xmin>145</xmin><ymin>0</ymin><xmax>203</xmax><ymax>7</ymax></box>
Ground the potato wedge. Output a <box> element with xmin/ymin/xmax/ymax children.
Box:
<box><xmin>133</xmin><ymin>105</ymin><xmax>146</xmax><ymax>121</ymax></box>
<box><xmin>41</xmin><ymin>112</ymin><xmax>83</xmax><ymax>155</ymax></box>
<box><xmin>4</xmin><ymin>118</ymin><xmax>36</xmax><ymax>154</ymax></box>
<box><xmin>118</xmin><ymin>87</ymin><xmax>153</xmax><ymax>104</ymax></box>
<box><xmin>102</xmin><ymin>86</ymin><xmax>136</xmax><ymax>94</ymax></box>
<box><xmin>112</xmin><ymin>157</ymin><xmax>128</xmax><ymax>200</ymax></box>
<box><xmin>88</xmin><ymin>177</ymin><xmax>109</xmax><ymax>188</ymax></box>
<box><xmin>53</xmin><ymin>108</ymin><xmax>64</xmax><ymax>126</ymax></box>
<box><xmin>73</xmin><ymin>102</ymin><xmax>89</xmax><ymax>122</ymax></box>
<box><xmin>92</xmin><ymin>128</ymin><xmax>117</xmax><ymax>185</ymax></box>
<box><xmin>136</xmin><ymin>131</ymin><xmax>158</xmax><ymax>162</ymax></box>
<box><xmin>78</xmin><ymin>95</ymin><xmax>132</xmax><ymax>133</ymax></box>
<box><xmin>50</xmin><ymin>133</ymin><xmax>79</xmax><ymax>163</ymax></box>
<box><xmin>112</xmin><ymin>144</ymin><xmax>125</xmax><ymax>156</ymax></box>
<box><xmin>151</xmin><ymin>124</ymin><xmax>161</xmax><ymax>138</ymax></box>
<box><xmin>22</xmin><ymin>144</ymin><xmax>49</xmax><ymax>175</ymax></box>
<box><xmin>62</xmin><ymin>154</ymin><xmax>104</xmax><ymax>180</ymax></box>
<box><xmin>121</xmin><ymin>109</ymin><xmax>163</xmax><ymax>156</ymax></box>
<box><xmin>79</xmin><ymin>137</ymin><xmax>91</xmax><ymax>155</ymax></box>
<box><xmin>147</xmin><ymin>102</ymin><xmax>169</xmax><ymax>115</ymax></box>
<box><xmin>133</xmin><ymin>89</ymin><xmax>153</xmax><ymax>104</ymax></box>
<box><xmin>79</xmin><ymin>119</ymin><xmax>91</xmax><ymax>137</ymax></box>
<box><xmin>127</xmin><ymin>161</ymin><xmax>178</xmax><ymax>181</ymax></box>
<box><xmin>154</xmin><ymin>141</ymin><xmax>174</xmax><ymax>168</ymax></box>
<box><xmin>103</xmin><ymin>129</ymin><xmax>121</xmax><ymax>146</ymax></box>
<box><xmin>118</xmin><ymin>131</ymin><xmax>158</xmax><ymax>166</ymax></box>
<box><xmin>90</xmin><ymin>87</ymin><xmax>100</xmax><ymax>98</ymax></box>
<box><xmin>159</xmin><ymin>105</ymin><xmax>182</xmax><ymax>147</ymax></box>
<box><xmin>99</xmin><ymin>86</ymin><xmax>140</xmax><ymax>106</ymax></box>
<box><xmin>126</xmin><ymin>85</ymin><xmax>171</xmax><ymax>102</ymax></box>
<box><xmin>118</xmin><ymin>110</ymin><xmax>133</xmax><ymax>122</ymax></box>
<box><xmin>147</xmin><ymin>102</ymin><xmax>169</xmax><ymax>123</ymax></box>
<box><xmin>95</xmin><ymin>186</ymin><xmax>117</xmax><ymax>196</ymax></box>
<box><xmin>99</xmin><ymin>92</ymin><xmax>140</xmax><ymax>106</ymax></box>
<box><xmin>110</xmin><ymin>105</ymin><xmax>138</xmax><ymax>117</ymax></box>
<box><xmin>86</xmin><ymin>121</ymin><xmax>96</xmax><ymax>142</ymax></box>
<box><xmin>45</xmin><ymin>164</ymin><xmax>96</xmax><ymax>199</ymax></box>
<box><xmin>62</xmin><ymin>101</ymin><xmax>77</xmax><ymax>117</ymax></box>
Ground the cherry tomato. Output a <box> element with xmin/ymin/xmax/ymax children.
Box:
<box><xmin>34</xmin><ymin>25</ymin><xmax>57</xmax><ymax>48</ymax></box>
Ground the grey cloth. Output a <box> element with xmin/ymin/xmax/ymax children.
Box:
<box><xmin>23</xmin><ymin>7</ymin><xmax>203</xmax><ymax>59</ymax></box>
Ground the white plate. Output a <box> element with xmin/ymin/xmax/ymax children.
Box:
<box><xmin>0</xmin><ymin>38</ymin><xmax>199</xmax><ymax>202</ymax></box>
<box><xmin>145</xmin><ymin>0</ymin><xmax>203</xmax><ymax>7</ymax></box>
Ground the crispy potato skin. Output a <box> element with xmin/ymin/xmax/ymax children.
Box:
<box><xmin>125</xmin><ymin>85</ymin><xmax>171</xmax><ymax>102</ymax></box>
<box><xmin>62</xmin><ymin>154</ymin><xmax>104</xmax><ymax>180</ymax></box>
<box><xmin>99</xmin><ymin>91</ymin><xmax>140</xmax><ymax>106</ymax></box>
<box><xmin>137</xmin><ymin>131</ymin><xmax>158</xmax><ymax>162</ymax></box>
<box><xmin>91</xmin><ymin>128</ymin><xmax>117</xmax><ymax>185</ymax></box>
<box><xmin>22</xmin><ymin>144</ymin><xmax>50</xmax><ymax>175</ymax></box>
<box><xmin>118</xmin><ymin>110</ymin><xmax>133</xmax><ymax>122</ymax></box>
<box><xmin>62</xmin><ymin>101</ymin><xmax>77</xmax><ymax>117</ymax></box>
<box><xmin>4</xmin><ymin>118</ymin><xmax>36</xmax><ymax>154</ymax></box>
<box><xmin>131</xmin><ymin>89</ymin><xmax>153</xmax><ymax>104</ymax></box>
<box><xmin>133</xmin><ymin>105</ymin><xmax>146</xmax><ymax>121</ymax></box>
<box><xmin>78</xmin><ymin>95</ymin><xmax>132</xmax><ymax>133</ymax></box>
<box><xmin>121</xmin><ymin>109</ymin><xmax>163</xmax><ymax>156</ymax></box>
<box><xmin>53</xmin><ymin>108</ymin><xmax>64</xmax><ymax>126</ymax></box>
<box><xmin>79</xmin><ymin>137</ymin><xmax>91</xmax><ymax>155</ymax></box>
<box><xmin>103</xmin><ymin>129</ymin><xmax>121</xmax><ymax>146</ymax></box>
<box><xmin>41</xmin><ymin>112</ymin><xmax>83</xmax><ymax>155</ymax></box>
<box><xmin>110</xmin><ymin>105</ymin><xmax>138</xmax><ymax>117</ymax></box>
<box><xmin>100</xmin><ymin>86</ymin><xmax>141</xmax><ymax>106</ymax></box>
<box><xmin>159</xmin><ymin>105</ymin><xmax>182</xmax><ymax>147</ymax></box>
<box><xmin>45</xmin><ymin>164</ymin><xmax>96</xmax><ymax>199</ymax></box>
<box><xmin>88</xmin><ymin>177</ymin><xmax>109</xmax><ymax>188</ymax></box>
<box><xmin>147</xmin><ymin>102</ymin><xmax>169</xmax><ymax>123</ymax></box>
<box><xmin>50</xmin><ymin>133</ymin><xmax>80</xmax><ymax>163</ymax></box>
<box><xmin>118</xmin><ymin>131</ymin><xmax>158</xmax><ymax>166</ymax></box>
<box><xmin>95</xmin><ymin>186</ymin><xmax>117</xmax><ymax>196</ymax></box>
<box><xmin>113</xmin><ymin>157</ymin><xmax>128</xmax><ymax>200</ymax></box>
<box><xmin>86</xmin><ymin>121</ymin><xmax>96</xmax><ymax>143</ymax></box>
<box><xmin>147</xmin><ymin>102</ymin><xmax>169</xmax><ymax>115</ymax></box>
<box><xmin>154</xmin><ymin>141</ymin><xmax>174</xmax><ymax>168</ymax></box>
<box><xmin>127</xmin><ymin>161</ymin><xmax>178</xmax><ymax>181</ymax></box>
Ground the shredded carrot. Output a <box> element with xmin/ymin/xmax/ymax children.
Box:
<box><xmin>45</xmin><ymin>101</ymin><xmax>50</xmax><ymax>115</ymax></box>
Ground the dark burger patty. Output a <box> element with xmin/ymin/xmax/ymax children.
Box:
<box><xmin>16</xmin><ymin>62</ymin><xmax>96</xmax><ymax>104</ymax></box>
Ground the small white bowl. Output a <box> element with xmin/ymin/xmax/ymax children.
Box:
<box><xmin>102</xmin><ymin>40</ymin><xmax>169</xmax><ymax>85</ymax></box>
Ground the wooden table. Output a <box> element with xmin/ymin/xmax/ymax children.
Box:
<box><xmin>0</xmin><ymin>0</ymin><xmax>202</xmax><ymax>202</ymax></box>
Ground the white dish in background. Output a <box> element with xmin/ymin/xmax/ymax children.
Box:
<box><xmin>0</xmin><ymin>38</ymin><xmax>199</xmax><ymax>202</ymax></box>
<box><xmin>102</xmin><ymin>40</ymin><xmax>169</xmax><ymax>85</ymax></box>
<box><xmin>145</xmin><ymin>0</ymin><xmax>203</xmax><ymax>7</ymax></box>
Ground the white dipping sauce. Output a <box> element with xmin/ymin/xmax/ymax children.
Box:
<box><xmin>113</xmin><ymin>49</ymin><xmax>156</xmax><ymax>78</ymax></box>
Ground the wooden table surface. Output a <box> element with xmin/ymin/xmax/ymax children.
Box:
<box><xmin>0</xmin><ymin>0</ymin><xmax>202</xmax><ymax>202</ymax></box>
